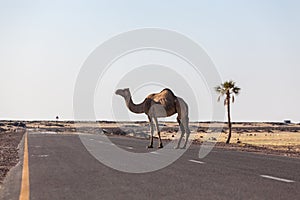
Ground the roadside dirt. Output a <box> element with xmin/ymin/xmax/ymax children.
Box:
<box><xmin>213</xmin><ymin>142</ymin><xmax>300</xmax><ymax>158</ymax></box>
<box><xmin>0</xmin><ymin>130</ymin><xmax>25</xmax><ymax>184</ymax></box>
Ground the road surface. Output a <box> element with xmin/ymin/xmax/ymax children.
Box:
<box><xmin>1</xmin><ymin>131</ymin><xmax>300</xmax><ymax>200</ymax></box>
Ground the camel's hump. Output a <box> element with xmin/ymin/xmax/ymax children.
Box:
<box><xmin>146</xmin><ymin>88</ymin><xmax>176</xmax><ymax>98</ymax></box>
<box><xmin>160</xmin><ymin>88</ymin><xmax>176</xmax><ymax>96</ymax></box>
<box><xmin>146</xmin><ymin>88</ymin><xmax>176</xmax><ymax>102</ymax></box>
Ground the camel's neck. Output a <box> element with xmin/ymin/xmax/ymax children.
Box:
<box><xmin>124</xmin><ymin>95</ymin><xmax>145</xmax><ymax>114</ymax></box>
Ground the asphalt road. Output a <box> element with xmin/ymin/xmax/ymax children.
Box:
<box><xmin>2</xmin><ymin>132</ymin><xmax>300</xmax><ymax>200</ymax></box>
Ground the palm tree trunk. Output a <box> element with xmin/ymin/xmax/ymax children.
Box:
<box><xmin>226</xmin><ymin>93</ymin><xmax>232</xmax><ymax>144</ymax></box>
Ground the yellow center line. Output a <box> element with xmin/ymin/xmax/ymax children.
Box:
<box><xmin>19</xmin><ymin>132</ymin><xmax>30</xmax><ymax>200</ymax></box>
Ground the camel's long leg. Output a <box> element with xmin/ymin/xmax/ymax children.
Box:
<box><xmin>176</xmin><ymin>117</ymin><xmax>185</xmax><ymax>149</ymax></box>
<box><xmin>153</xmin><ymin>117</ymin><xmax>163</xmax><ymax>148</ymax></box>
<box><xmin>182</xmin><ymin>116</ymin><xmax>190</xmax><ymax>149</ymax></box>
<box><xmin>148</xmin><ymin>116</ymin><xmax>154</xmax><ymax>148</ymax></box>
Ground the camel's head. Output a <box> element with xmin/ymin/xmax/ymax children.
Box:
<box><xmin>115</xmin><ymin>88</ymin><xmax>131</xmax><ymax>98</ymax></box>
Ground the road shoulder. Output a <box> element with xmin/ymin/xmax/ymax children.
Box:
<box><xmin>0</xmin><ymin>132</ymin><xmax>25</xmax><ymax>200</ymax></box>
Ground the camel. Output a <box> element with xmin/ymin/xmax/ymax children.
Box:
<box><xmin>115</xmin><ymin>88</ymin><xmax>190</xmax><ymax>149</ymax></box>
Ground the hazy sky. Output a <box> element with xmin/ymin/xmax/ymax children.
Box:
<box><xmin>0</xmin><ymin>0</ymin><xmax>300</xmax><ymax>122</ymax></box>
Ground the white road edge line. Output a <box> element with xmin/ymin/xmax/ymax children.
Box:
<box><xmin>150</xmin><ymin>151</ymin><xmax>159</xmax><ymax>154</ymax></box>
<box><xmin>126</xmin><ymin>146</ymin><xmax>133</xmax><ymax>149</ymax></box>
<box><xmin>189</xmin><ymin>159</ymin><xmax>205</xmax><ymax>164</ymax></box>
<box><xmin>260</xmin><ymin>175</ymin><xmax>295</xmax><ymax>183</ymax></box>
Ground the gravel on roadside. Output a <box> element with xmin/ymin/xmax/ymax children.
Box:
<box><xmin>0</xmin><ymin>130</ymin><xmax>25</xmax><ymax>184</ymax></box>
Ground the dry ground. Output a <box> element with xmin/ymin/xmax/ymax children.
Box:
<box><xmin>0</xmin><ymin>130</ymin><xmax>25</xmax><ymax>184</ymax></box>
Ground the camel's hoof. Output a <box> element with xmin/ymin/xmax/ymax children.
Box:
<box><xmin>147</xmin><ymin>145</ymin><xmax>153</xmax><ymax>149</ymax></box>
<box><xmin>174</xmin><ymin>146</ymin><xmax>180</xmax><ymax>149</ymax></box>
<box><xmin>158</xmin><ymin>145</ymin><xmax>163</xmax><ymax>149</ymax></box>
<box><xmin>181</xmin><ymin>146</ymin><xmax>186</xmax><ymax>149</ymax></box>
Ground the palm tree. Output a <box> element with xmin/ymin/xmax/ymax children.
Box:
<box><xmin>215</xmin><ymin>80</ymin><xmax>241</xmax><ymax>144</ymax></box>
